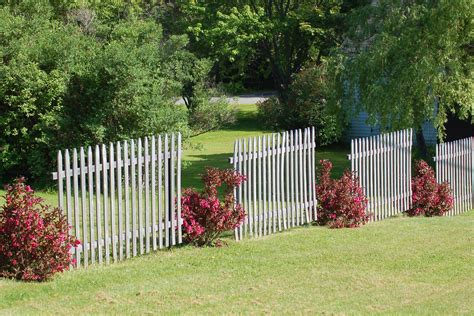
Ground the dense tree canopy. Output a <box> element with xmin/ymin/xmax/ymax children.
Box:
<box><xmin>339</xmin><ymin>0</ymin><xmax>473</xmax><ymax>150</ymax></box>
<box><xmin>175</xmin><ymin>0</ymin><xmax>344</xmax><ymax>98</ymax></box>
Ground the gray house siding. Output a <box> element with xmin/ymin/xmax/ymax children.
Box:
<box><xmin>346</xmin><ymin>111</ymin><xmax>437</xmax><ymax>145</ymax></box>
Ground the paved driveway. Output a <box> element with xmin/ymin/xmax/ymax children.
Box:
<box><xmin>176</xmin><ymin>91</ymin><xmax>277</xmax><ymax>105</ymax></box>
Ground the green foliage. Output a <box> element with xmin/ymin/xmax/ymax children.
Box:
<box><xmin>169</xmin><ymin>0</ymin><xmax>344</xmax><ymax>94</ymax></box>
<box><xmin>0</xmin><ymin>4</ymin><xmax>232</xmax><ymax>183</ymax></box>
<box><xmin>340</xmin><ymin>0</ymin><xmax>474</xmax><ymax>140</ymax></box>
<box><xmin>258</xmin><ymin>62</ymin><xmax>343</xmax><ymax>145</ymax></box>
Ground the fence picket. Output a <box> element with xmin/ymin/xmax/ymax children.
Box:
<box><xmin>151</xmin><ymin>136</ymin><xmax>157</xmax><ymax>250</ymax></box>
<box><xmin>87</xmin><ymin>147</ymin><xmax>95</xmax><ymax>264</ymax></box>
<box><xmin>101</xmin><ymin>145</ymin><xmax>109</xmax><ymax>265</ymax></box>
<box><xmin>80</xmin><ymin>148</ymin><xmax>88</xmax><ymax>267</ymax></box>
<box><xmin>124</xmin><ymin>141</ymin><xmax>131</xmax><ymax>258</ymax></box>
<box><xmin>109</xmin><ymin>143</ymin><xmax>117</xmax><ymax>263</ymax></box>
<box><xmin>117</xmin><ymin>142</ymin><xmax>123</xmax><ymax>261</ymax></box>
<box><xmin>94</xmin><ymin>146</ymin><xmax>102</xmax><ymax>264</ymax></box>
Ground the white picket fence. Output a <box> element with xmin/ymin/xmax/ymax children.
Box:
<box><xmin>52</xmin><ymin>133</ymin><xmax>182</xmax><ymax>268</ymax></box>
<box><xmin>230</xmin><ymin>127</ymin><xmax>317</xmax><ymax>240</ymax></box>
<box><xmin>348</xmin><ymin>129</ymin><xmax>414</xmax><ymax>221</ymax></box>
<box><xmin>434</xmin><ymin>137</ymin><xmax>474</xmax><ymax>215</ymax></box>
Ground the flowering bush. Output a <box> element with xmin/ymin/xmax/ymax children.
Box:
<box><xmin>407</xmin><ymin>160</ymin><xmax>453</xmax><ymax>216</ymax></box>
<box><xmin>181</xmin><ymin>168</ymin><xmax>246</xmax><ymax>246</ymax></box>
<box><xmin>316</xmin><ymin>160</ymin><xmax>369</xmax><ymax>228</ymax></box>
<box><xmin>0</xmin><ymin>178</ymin><xmax>79</xmax><ymax>282</ymax></box>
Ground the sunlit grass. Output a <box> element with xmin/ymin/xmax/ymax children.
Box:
<box><xmin>0</xmin><ymin>211</ymin><xmax>472</xmax><ymax>314</ymax></box>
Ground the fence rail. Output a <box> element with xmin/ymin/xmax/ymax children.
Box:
<box><xmin>53</xmin><ymin>133</ymin><xmax>182</xmax><ymax>268</ymax></box>
<box><xmin>230</xmin><ymin>127</ymin><xmax>317</xmax><ymax>240</ymax></box>
<box><xmin>434</xmin><ymin>137</ymin><xmax>474</xmax><ymax>215</ymax></box>
<box><xmin>348</xmin><ymin>129</ymin><xmax>413</xmax><ymax>221</ymax></box>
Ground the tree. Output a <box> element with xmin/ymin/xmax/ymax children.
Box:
<box><xmin>339</xmin><ymin>0</ymin><xmax>473</xmax><ymax>155</ymax></box>
<box><xmin>178</xmin><ymin>0</ymin><xmax>343</xmax><ymax>100</ymax></box>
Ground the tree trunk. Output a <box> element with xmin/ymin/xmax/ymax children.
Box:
<box><xmin>416</xmin><ymin>129</ymin><xmax>428</xmax><ymax>158</ymax></box>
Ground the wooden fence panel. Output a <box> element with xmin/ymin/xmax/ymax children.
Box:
<box><xmin>53</xmin><ymin>133</ymin><xmax>182</xmax><ymax>268</ymax></box>
<box><xmin>434</xmin><ymin>137</ymin><xmax>474</xmax><ymax>215</ymax></box>
<box><xmin>230</xmin><ymin>127</ymin><xmax>317</xmax><ymax>240</ymax></box>
<box><xmin>348</xmin><ymin>129</ymin><xmax>413</xmax><ymax>221</ymax></box>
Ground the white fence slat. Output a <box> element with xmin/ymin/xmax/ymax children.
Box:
<box><xmin>87</xmin><ymin>147</ymin><xmax>95</xmax><ymax>264</ymax></box>
<box><xmin>94</xmin><ymin>146</ymin><xmax>103</xmax><ymax>264</ymax></box>
<box><xmin>276</xmin><ymin>133</ymin><xmax>282</xmax><ymax>231</ymax></box>
<box><xmin>57</xmin><ymin>151</ymin><xmax>64</xmax><ymax>212</ymax></box>
<box><xmin>158</xmin><ymin>135</ymin><xmax>164</xmax><ymax>249</ymax></box>
<box><xmin>302</xmin><ymin>129</ymin><xmax>309</xmax><ymax>224</ymax></box>
<box><xmin>177</xmin><ymin>133</ymin><xmax>182</xmax><ymax>244</ymax></box>
<box><xmin>233</xmin><ymin>140</ymin><xmax>239</xmax><ymax>240</ymax></box>
<box><xmin>80</xmin><ymin>148</ymin><xmax>88</xmax><ymax>267</ymax></box>
<box><xmin>171</xmin><ymin>134</ymin><xmax>176</xmax><ymax>246</ymax></box>
<box><xmin>144</xmin><ymin>137</ymin><xmax>151</xmax><ymax>253</ymax></box>
<box><xmin>271</xmin><ymin>134</ymin><xmax>277</xmax><ymax>231</ymax></box>
<box><xmin>109</xmin><ymin>143</ymin><xmax>117</xmax><ymax>263</ymax></box>
<box><xmin>137</xmin><ymin>138</ymin><xmax>144</xmax><ymax>254</ymax></box>
<box><xmin>243</xmin><ymin>139</ymin><xmax>249</xmax><ymax>237</ymax></box>
<box><xmin>285</xmin><ymin>132</ymin><xmax>291</xmax><ymax>227</ymax></box>
<box><xmin>124</xmin><ymin>141</ymin><xmax>131</xmax><ymax>258</ymax></box>
<box><xmin>116</xmin><ymin>142</ymin><xmax>124</xmax><ymax>261</ymax></box>
<box><xmin>131</xmin><ymin>140</ymin><xmax>137</xmax><ymax>256</ymax></box>
<box><xmin>64</xmin><ymin>150</ymin><xmax>73</xmax><ymax>264</ymax></box>
<box><xmin>262</xmin><ymin>136</ymin><xmax>267</xmax><ymax>235</ymax></box>
<box><xmin>257</xmin><ymin>136</ymin><xmax>263</xmax><ymax>236</ymax></box>
<box><xmin>151</xmin><ymin>136</ymin><xmax>157</xmax><ymax>250</ymax></box>
<box><xmin>101</xmin><ymin>145</ymin><xmax>110</xmax><ymax>265</ymax></box>
<box><xmin>164</xmin><ymin>135</ymin><xmax>170</xmax><ymax>247</ymax></box>
<box><xmin>72</xmin><ymin>149</ymin><xmax>81</xmax><ymax>266</ymax></box>
<box><xmin>266</xmin><ymin>135</ymin><xmax>272</xmax><ymax>235</ymax></box>
<box><xmin>252</xmin><ymin>137</ymin><xmax>258</xmax><ymax>235</ymax></box>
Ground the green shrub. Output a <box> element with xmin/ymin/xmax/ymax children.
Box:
<box><xmin>257</xmin><ymin>62</ymin><xmax>343</xmax><ymax>145</ymax></box>
<box><xmin>0</xmin><ymin>6</ymin><xmax>233</xmax><ymax>184</ymax></box>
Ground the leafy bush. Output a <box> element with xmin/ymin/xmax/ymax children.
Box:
<box><xmin>316</xmin><ymin>160</ymin><xmax>369</xmax><ymax>228</ymax></box>
<box><xmin>181</xmin><ymin>168</ymin><xmax>246</xmax><ymax>246</ymax></box>
<box><xmin>0</xmin><ymin>178</ymin><xmax>79</xmax><ymax>281</ymax></box>
<box><xmin>0</xmin><ymin>6</ymin><xmax>234</xmax><ymax>184</ymax></box>
<box><xmin>257</xmin><ymin>62</ymin><xmax>343</xmax><ymax>145</ymax></box>
<box><xmin>407</xmin><ymin>160</ymin><xmax>454</xmax><ymax>217</ymax></box>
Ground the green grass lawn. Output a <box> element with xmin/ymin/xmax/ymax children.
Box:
<box><xmin>0</xmin><ymin>104</ymin><xmax>472</xmax><ymax>314</ymax></box>
<box><xmin>0</xmin><ymin>211</ymin><xmax>472</xmax><ymax>314</ymax></box>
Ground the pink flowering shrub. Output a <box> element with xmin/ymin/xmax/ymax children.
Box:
<box><xmin>181</xmin><ymin>168</ymin><xmax>246</xmax><ymax>246</ymax></box>
<box><xmin>0</xmin><ymin>178</ymin><xmax>79</xmax><ymax>282</ymax></box>
<box><xmin>407</xmin><ymin>160</ymin><xmax>453</xmax><ymax>217</ymax></box>
<box><xmin>316</xmin><ymin>160</ymin><xmax>369</xmax><ymax>228</ymax></box>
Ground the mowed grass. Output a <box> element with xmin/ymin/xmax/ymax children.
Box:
<box><xmin>0</xmin><ymin>211</ymin><xmax>473</xmax><ymax>314</ymax></box>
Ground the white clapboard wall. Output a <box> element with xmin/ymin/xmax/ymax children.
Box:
<box><xmin>52</xmin><ymin>133</ymin><xmax>182</xmax><ymax>268</ymax></box>
<box><xmin>230</xmin><ymin>127</ymin><xmax>317</xmax><ymax>240</ymax></box>
<box><xmin>434</xmin><ymin>137</ymin><xmax>474</xmax><ymax>215</ymax></box>
<box><xmin>348</xmin><ymin>129</ymin><xmax>413</xmax><ymax>221</ymax></box>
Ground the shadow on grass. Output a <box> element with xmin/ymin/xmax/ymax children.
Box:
<box><xmin>182</xmin><ymin>153</ymin><xmax>233</xmax><ymax>189</ymax></box>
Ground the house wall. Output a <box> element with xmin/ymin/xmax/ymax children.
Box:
<box><xmin>345</xmin><ymin>111</ymin><xmax>437</xmax><ymax>145</ymax></box>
